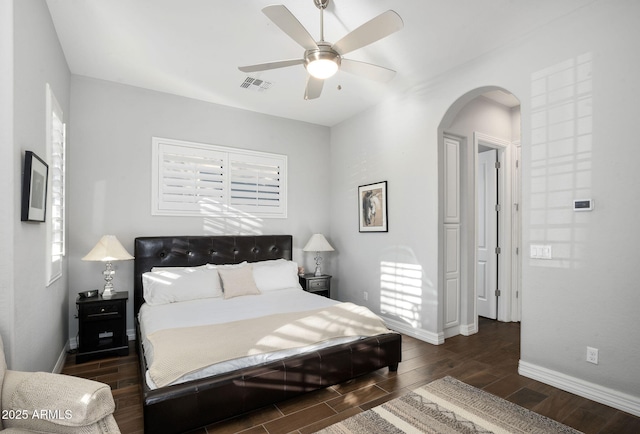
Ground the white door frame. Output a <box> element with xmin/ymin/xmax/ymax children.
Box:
<box><xmin>473</xmin><ymin>132</ymin><xmax>520</xmax><ymax>323</ymax></box>
<box><xmin>476</xmin><ymin>148</ymin><xmax>499</xmax><ymax>319</ymax></box>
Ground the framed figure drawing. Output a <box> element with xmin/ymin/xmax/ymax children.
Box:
<box><xmin>358</xmin><ymin>181</ymin><xmax>388</xmax><ymax>232</ymax></box>
<box><xmin>21</xmin><ymin>151</ymin><xmax>48</xmax><ymax>222</ymax></box>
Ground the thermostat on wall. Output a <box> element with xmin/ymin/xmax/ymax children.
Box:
<box><xmin>573</xmin><ymin>199</ymin><xmax>593</xmax><ymax>211</ymax></box>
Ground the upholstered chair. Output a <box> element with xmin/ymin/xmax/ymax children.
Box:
<box><xmin>0</xmin><ymin>335</ymin><xmax>120</xmax><ymax>433</ymax></box>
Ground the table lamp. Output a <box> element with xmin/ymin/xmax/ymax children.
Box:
<box><xmin>303</xmin><ymin>233</ymin><xmax>334</xmax><ymax>276</ymax></box>
<box><xmin>82</xmin><ymin>235</ymin><xmax>134</xmax><ymax>298</ymax></box>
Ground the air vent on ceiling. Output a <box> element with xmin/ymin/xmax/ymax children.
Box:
<box><xmin>240</xmin><ymin>77</ymin><xmax>272</xmax><ymax>92</ymax></box>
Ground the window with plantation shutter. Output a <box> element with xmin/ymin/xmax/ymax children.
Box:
<box><xmin>46</xmin><ymin>84</ymin><xmax>65</xmax><ymax>285</ymax></box>
<box><xmin>229</xmin><ymin>154</ymin><xmax>284</xmax><ymax>212</ymax></box>
<box><xmin>152</xmin><ymin>137</ymin><xmax>287</xmax><ymax>218</ymax></box>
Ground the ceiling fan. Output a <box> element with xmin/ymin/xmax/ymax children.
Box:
<box><xmin>238</xmin><ymin>0</ymin><xmax>403</xmax><ymax>100</ymax></box>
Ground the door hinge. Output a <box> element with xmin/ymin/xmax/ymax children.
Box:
<box><xmin>495</xmin><ymin>289</ymin><xmax>501</xmax><ymax>297</ymax></box>
<box><xmin>516</xmin><ymin>159</ymin><xmax>519</xmax><ymax>168</ymax></box>
<box><xmin>495</xmin><ymin>161</ymin><xmax>501</xmax><ymax>169</ymax></box>
<box><xmin>516</xmin><ymin>247</ymin><xmax>519</xmax><ymax>255</ymax></box>
<box><xmin>495</xmin><ymin>204</ymin><xmax>501</xmax><ymax>212</ymax></box>
<box><xmin>495</xmin><ymin>246</ymin><xmax>501</xmax><ymax>255</ymax></box>
<box><xmin>514</xmin><ymin>203</ymin><xmax>519</xmax><ymax>211</ymax></box>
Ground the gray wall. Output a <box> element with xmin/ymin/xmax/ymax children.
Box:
<box><xmin>0</xmin><ymin>0</ymin><xmax>71</xmax><ymax>371</ymax></box>
<box><xmin>330</xmin><ymin>0</ymin><xmax>640</xmax><ymax>406</ymax></box>
<box><xmin>67</xmin><ymin>76</ymin><xmax>332</xmax><ymax>341</ymax></box>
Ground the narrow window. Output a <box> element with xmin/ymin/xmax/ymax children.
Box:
<box><xmin>46</xmin><ymin>84</ymin><xmax>65</xmax><ymax>285</ymax></box>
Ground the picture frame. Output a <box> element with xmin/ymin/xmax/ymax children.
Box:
<box><xmin>21</xmin><ymin>151</ymin><xmax>48</xmax><ymax>222</ymax></box>
<box><xmin>358</xmin><ymin>181</ymin><xmax>388</xmax><ymax>232</ymax></box>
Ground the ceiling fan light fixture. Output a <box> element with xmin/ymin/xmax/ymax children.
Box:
<box><xmin>305</xmin><ymin>45</ymin><xmax>341</xmax><ymax>79</ymax></box>
<box><xmin>306</xmin><ymin>58</ymin><xmax>339</xmax><ymax>79</ymax></box>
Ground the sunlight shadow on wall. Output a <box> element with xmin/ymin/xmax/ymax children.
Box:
<box><xmin>379</xmin><ymin>246</ymin><xmax>428</xmax><ymax>329</ymax></box>
<box><xmin>201</xmin><ymin>201</ymin><xmax>264</xmax><ymax>235</ymax></box>
<box><xmin>529</xmin><ymin>53</ymin><xmax>592</xmax><ymax>269</ymax></box>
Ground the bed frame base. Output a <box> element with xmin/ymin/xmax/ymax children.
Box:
<box><xmin>140</xmin><ymin>329</ymin><xmax>401</xmax><ymax>434</ymax></box>
<box><xmin>134</xmin><ymin>235</ymin><xmax>402</xmax><ymax>434</ymax></box>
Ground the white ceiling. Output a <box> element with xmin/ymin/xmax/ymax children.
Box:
<box><xmin>45</xmin><ymin>0</ymin><xmax>592</xmax><ymax>126</ymax></box>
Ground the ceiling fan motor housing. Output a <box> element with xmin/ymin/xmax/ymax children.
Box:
<box><xmin>313</xmin><ymin>0</ymin><xmax>329</xmax><ymax>10</ymax></box>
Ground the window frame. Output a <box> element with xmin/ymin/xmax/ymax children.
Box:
<box><xmin>46</xmin><ymin>83</ymin><xmax>65</xmax><ymax>286</ymax></box>
<box><xmin>151</xmin><ymin>137</ymin><xmax>287</xmax><ymax>218</ymax></box>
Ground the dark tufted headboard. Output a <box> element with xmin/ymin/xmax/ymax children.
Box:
<box><xmin>133</xmin><ymin>235</ymin><xmax>293</xmax><ymax>315</ymax></box>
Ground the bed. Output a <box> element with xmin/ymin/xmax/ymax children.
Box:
<box><xmin>134</xmin><ymin>235</ymin><xmax>402</xmax><ymax>434</ymax></box>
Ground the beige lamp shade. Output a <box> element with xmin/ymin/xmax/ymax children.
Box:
<box><xmin>303</xmin><ymin>234</ymin><xmax>334</xmax><ymax>276</ymax></box>
<box><xmin>303</xmin><ymin>233</ymin><xmax>335</xmax><ymax>252</ymax></box>
<box><xmin>82</xmin><ymin>235</ymin><xmax>134</xmax><ymax>262</ymax></box>
<box><xmin>82</xmin><ymin>235</ymin><xmax>133</xmax><ymax>298</ymax></box>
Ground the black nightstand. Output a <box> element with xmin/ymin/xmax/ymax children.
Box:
<box><xmin>76</xmin><ymin>292</ymin><xmax>129</xmax><ymax>363</ymax></box>
<box><xmin>299</xmin><ymin>274</ymin><xmax>332</xmax><ymax>298</ymax></box>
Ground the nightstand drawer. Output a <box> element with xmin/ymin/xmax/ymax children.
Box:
<box><xmin>308</xmin><ymin>279</ymin><xmax>329</xmax><ymax>291</ymax></box>
<box><xmin>83</xmin><ymin>303</ymin><xmax>122</xmax><ymax>319</ymax></box>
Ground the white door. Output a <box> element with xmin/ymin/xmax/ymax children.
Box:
<box><xmin>477</xmin><ymin>149</ymin><xmax>498</xmax><ymax>319</ymax></box>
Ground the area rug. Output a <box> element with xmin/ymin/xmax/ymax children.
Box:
<box><xmin>316</xmin><ymin>376</ymin><xmax>582</xmax><ymax>433</ymax></box>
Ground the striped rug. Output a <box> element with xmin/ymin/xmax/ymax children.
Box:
<box><xmin>316</xmin><ymin>376</ymin><xmax>582</xmax><ymax>434</ymax></box>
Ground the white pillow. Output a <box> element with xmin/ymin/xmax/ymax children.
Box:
<box><xmin>251</xmin><ymin>259</ymin><xmax>300</xmax><ymax>292</ymax></box>
<box><xmin>218</xmin><ymin>264</ymin><xmax>261</xmax><ymax>299</ymax></box>
<box><xmin>143</xmin><ymin>266</ymin><xmax>222</xmax><ymax>306</ymax></box>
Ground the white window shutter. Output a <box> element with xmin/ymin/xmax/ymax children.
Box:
<box><xmin>157</xmin><ymin>143</ymin><xmax>227</xmax><ymax>214</ymax></box>
<box><xmin>229</xmin><ymin>153</ymin><xmax>286</xmax><ymax>215</ymax></box>
<box><xmin>46</xmin><ymin>83</ymin><xmax>65</xmax><ymax>285</ymax></box>
<box><xmin>152</xmin><ymin>137</ymin><xmax>287</xmax><ymax>218</ymax></box>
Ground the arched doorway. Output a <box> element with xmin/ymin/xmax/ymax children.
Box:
<box><xmin>438</xmin><ymin>86</ymin><xmax>521</xmax><ymax>340</ymax></box>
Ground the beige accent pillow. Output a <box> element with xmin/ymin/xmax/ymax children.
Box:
<box><xmin>218</xmin><ymin>264</ymin><xmax>261</xmax><ymax>299</ymax></box>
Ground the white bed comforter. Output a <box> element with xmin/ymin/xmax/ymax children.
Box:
<box><xmin>139</xmin><ymin>287</ymin><xmax>382</xmax><ymax>389</ymax></box>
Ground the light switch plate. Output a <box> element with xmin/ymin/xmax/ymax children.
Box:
<box><xmin>530</xmin><ymin>244</ymin><xmax>552</xmax><ymax>259</ymax></box>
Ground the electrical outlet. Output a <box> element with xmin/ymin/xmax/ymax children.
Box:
<box><xmin>586</xmin><ymin>347</ymin><xmax>599</xmax><ymax>364</ymax></box>
<box><xmin>363</xmin><ymin>291</ymin><xmax>368</xmax><ymax>301</ymax></box>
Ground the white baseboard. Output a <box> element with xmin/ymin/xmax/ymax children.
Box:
<box><xmin>53</xmin><ymin>341</ymin><xmax>70</xmax><ymax>374</ymax></box>
<box><xmin>459</xmin><ymin>322</ymin><xmax>478</xmax><ymax>336</ymax></box>
<box><xmin>519</xmin><ymin>360</ymin><xmax>640</xmax><ymax>417</ymax></box>
<box><xmin>381</xmin><ymin>316</ymin><xmax>443</xmax><ymax>345</ymax></box>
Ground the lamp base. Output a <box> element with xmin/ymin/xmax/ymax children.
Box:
<box><xmin>102</xmin><ymin>261</ymin><xmax>115</xmax><ymax>298</ymax></box>
<box><xmin>313</xmin><ymin>252</ymin><xmax>324</xmax><ymax>276</ymax></box>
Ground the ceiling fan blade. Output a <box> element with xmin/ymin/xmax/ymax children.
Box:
<box><xmin>304</xmin><ymin>76</ymin><xmax>324</xmax><ymax>100</ymax></box>
<box><xmin>340</xmin><ymin>58</ymin><xmax>396</xmax><ymax>82</ymax></box>
<box><xmin>262</xmin><ymin>5</ymin><xmax>318</xmax><ymax>51</ymax></box>
<box><xmin>332</xmin><ymin>10</ymin><xmax>403</xmax><ymax>55</ymax></box>
<box><xmin>238</xmin><ymin>58</ymin><xmax>304</xmax><ymax>73</ymax></box>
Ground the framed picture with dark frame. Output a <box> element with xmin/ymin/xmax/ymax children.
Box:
<box><xmin>358</xmin><ymin>181</ymin><xmax>388</xmax><ymax>232</ymax></box>
<box><xmin>21</xmin><ymin>151</ymin><xmax>48</xmax><ymax>222</ymax></box>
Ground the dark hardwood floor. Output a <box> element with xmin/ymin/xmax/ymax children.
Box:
<box><xmin>62</xmin><ymin>318</ymin><xmax>640</xmax><ymax>433</ymax></box>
